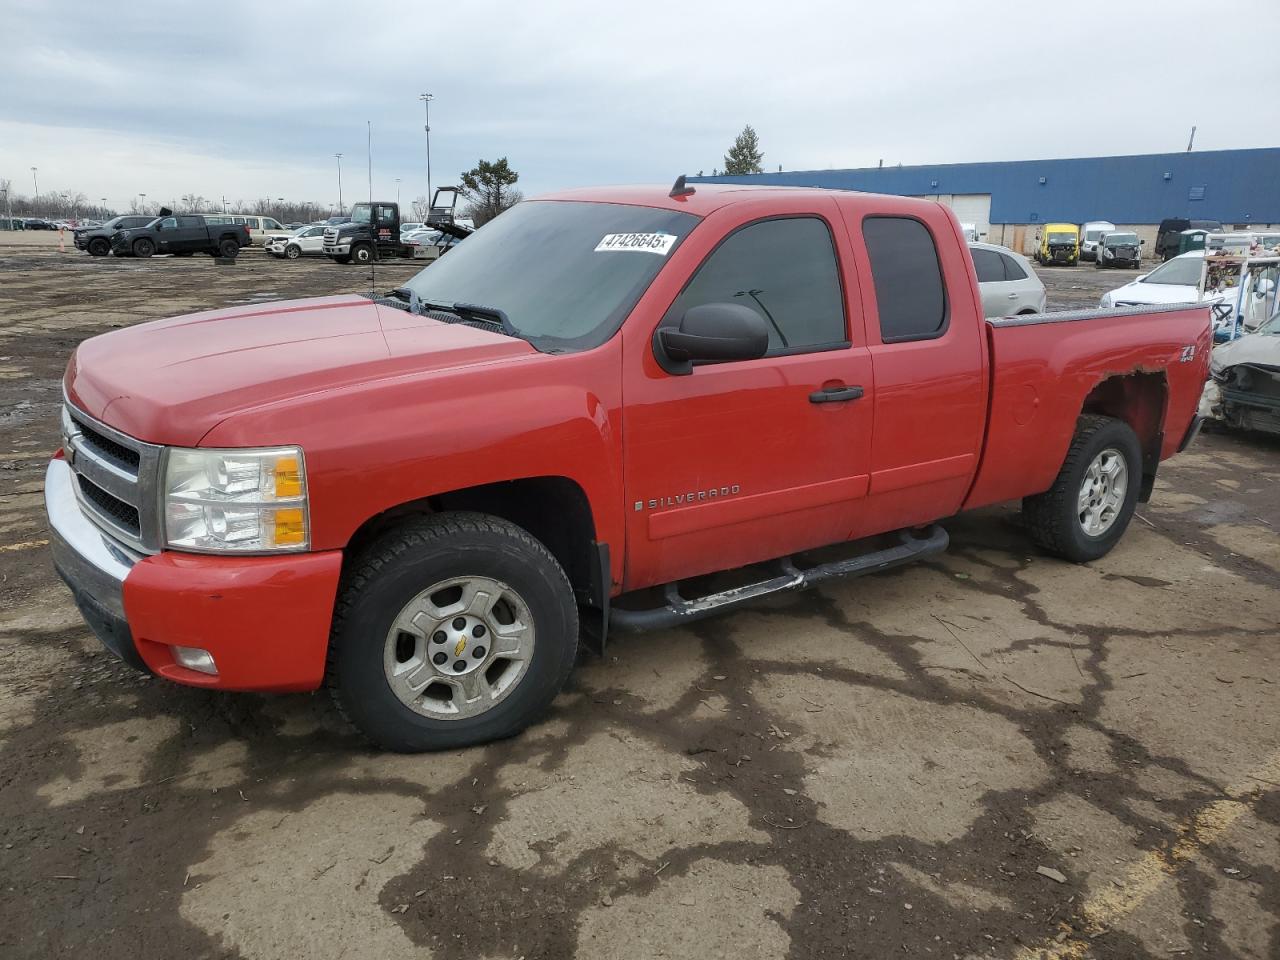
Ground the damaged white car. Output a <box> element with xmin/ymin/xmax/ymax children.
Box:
<box><xmin>1200</xmin><ymin>313</ymin><xmax>1280</xmax><ymax>435</ymax></box>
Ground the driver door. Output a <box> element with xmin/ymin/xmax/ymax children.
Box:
<box><xmin>620</xmin><ymin>200</ymin><xmax>874</xmax><ymax>590</ymax></box>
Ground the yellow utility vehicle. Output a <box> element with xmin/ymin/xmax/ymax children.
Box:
<box><xmin>1036</xmin><ymin>223</ymin><xmax>1080</xmax><ymax>266</ymax></box>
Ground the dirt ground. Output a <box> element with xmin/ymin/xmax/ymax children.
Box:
<box><xmin>1</xmin><ymin>244</ymin><xmax>1277</xmax><ymax>960</ymax></box>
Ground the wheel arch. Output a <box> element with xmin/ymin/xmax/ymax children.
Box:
<box><xmin>1080</xmin><ymin>371</ymin><xmax>1168</xmax><ymax>501</ymax></box>
<box><xmin>344</xmin><ymin>475</ymin><xmax>605</xmax><ymax>608</ymax></box>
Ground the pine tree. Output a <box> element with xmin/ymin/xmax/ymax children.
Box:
<box><xmin>723</xmin><ymin>125</ymin><xmax>764</xmax><ymax>175</ymax></box>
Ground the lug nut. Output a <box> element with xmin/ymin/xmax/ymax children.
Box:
<box><xmin>473</xmin><ymin>624</ymin><xmax>486</xmax><ymax>638</ymax></box>
<box><xmin>453</xmin><ymin>660</ymin><xmax>467</xmax><ymax>672</ymax></box>
<box><xmin>452</xmin><ymin>617</ymin><xmax>467</xmax><ymax>630</ymax></box>
<box><xmin>473</xmin><ymin>646</ymin><xmax>486</xmax><ymax>658</ymax></box>
<box><xmin>432</xmin><ymin>652</ymin><xmax>447</xmax><ymax>666</ymax></box>
<box><xmin>433</xmin><ymin>631</ymin><xmax>446</xmax><ymax>644</ymax></box>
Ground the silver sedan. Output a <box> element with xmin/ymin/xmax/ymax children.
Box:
<box><xmin>969</xmin><ymin>241</ymin><xmax>1047</xmax><ymax>318</ymax></box>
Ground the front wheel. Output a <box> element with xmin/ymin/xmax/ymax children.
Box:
<box><xmin>1022</xmin><ymin>415</ymin><xmax>1141</xmax><ymax>563</ymax></box>
<box><xmin>218</xmin><ymin>238</ymin><xmax>240</xmax><ymax>258</ymax></box>
<box><xmin>285</xmin><ymin>244</ymin><xmax>301</xmax><ymax>260</ymax></box>
<box><xmin>327</xmin><ymin>513</ymin><xmax>579</xmax><ymax>752</ymax></box>
<box><xmin>351</xmin><ymin>242</ymin><xmax>374</xmax><ymax>265</ymax></box>
<box><xmin>132</xmin><ymin>238</ymin><xmax>155</xmax><ymax>258</ymax></box>
<box><xmin>87</xmin><ymin>237</ymin><xmax>109</xmax><ymax>257</ymax></box>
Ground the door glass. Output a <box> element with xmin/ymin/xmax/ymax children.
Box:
<box><xmin>159</xmin><ymin>217</ymin><xmax>177</xmax><ymax>230</ymax></box>
<box><xmin>664</xmin><ymin>217</ymin><xmax>846</xmax><ymax>353</ymax></box>
<box><xmin>863</xmin><ymin>217</ymin><xmax>947</xmax><ymax>342</ymax></box>
<box><xmin>970</xmin><ymin>248</ymin><xmax>1005</xmax><ymax>283</ymax></box>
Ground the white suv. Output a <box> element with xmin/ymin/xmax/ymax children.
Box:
<box><xmin>266</xmin><ymin>225</ymin><xmax>328</xmax><ymax>259</ymax></box>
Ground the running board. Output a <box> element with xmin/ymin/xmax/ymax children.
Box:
<box><xmin>609</xmin><ymin>525</ymin><xmax>949</xmax><ymax>633</ymax></box>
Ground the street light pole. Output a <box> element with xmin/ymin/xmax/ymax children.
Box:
<box><xmin>334</xmin><ymin>153</ymin><xmax>344</xmax><ymax>213</ymax></box>
<box><xmin>31</xmin><ymin>167</ymin><xmax>38</xmax><ymax>205</ymax></box>
<box><xmin>395</xmin><ymin>178</ymin><xmax>401</xmax><ymax>206</ymax></box>
<box><xmin>419</xmin><ymin>93</ymin><xmax>434</xmax><ymax>205</ymax></box>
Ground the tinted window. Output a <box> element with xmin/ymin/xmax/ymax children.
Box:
<box><xmin>665</xmin><ymin>218</ymin><xmax>845</xmax><ymax>353</ymax></box>
<box><xmin>159</xmin><ymin>217</ymin><xmax>177</xmax><ymax>229</ymax></box>
<box><xmin>971</xmin><ymin>248</ymin><xmax>1006</xmax><ymax>283</ymax></box>
<box><xmin>863</xmin><ymin>217</ymin><xmax>947</xmax><ymax>342</ymax></box>
<box><xmin>264</xmin><ymin>219</ymin><xmax>282</xmax><ymax>229</ymax></box>
<box><xmin>178</xmin><ymin>216</ymin><xmax>202</xmax><ymax>228</ymax></box>
<box><xmin>1000</xmin><ymin>253</ymin><xmax>1027</xmax><ymax>280</ymax></box>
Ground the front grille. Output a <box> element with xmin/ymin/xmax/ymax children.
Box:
<box><xmin>78</xmin><ymin>420</ymin><xmax>140</xmax><ymax>472</ymax></box>
<box><xmin>76</xmin><ymin>473</ymin><xmax>141</xmax><ymax>537</ymax></box>
<box><xmin>323</xmin><ymin>227</ymin><xmax>339</xmax><ymax>244</ymax></box>
<box><xmin>63</xmin><ymin>401</ymin><xmax>163</xmax><ymax>553</ymax></box>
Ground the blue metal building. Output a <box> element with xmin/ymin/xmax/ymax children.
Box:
<box><xmin>691</xmin><ymin>148</ymin><xmax>1280</xmax><ymax>226</ymax></box>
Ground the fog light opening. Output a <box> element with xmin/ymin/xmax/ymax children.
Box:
<box><xmin>172</xmin><ymin>645</ymin><xmax>218</xmax><ymax>675</ymax></box>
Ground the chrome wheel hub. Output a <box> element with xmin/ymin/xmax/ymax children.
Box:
<box><xmin>1077</xmin><ymin>448</ymin><xmax>1128</xmax><ymax>537</ymax></box>
<box><xmin>383</xmin><ymin>575</ymin><xmax>534</xmax><ymax>720</ymax></box>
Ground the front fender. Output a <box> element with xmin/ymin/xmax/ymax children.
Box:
<box><xmin>198</xmin><ymin>344</ymin><xmax>626</xmax><ymax>568</ymax></box>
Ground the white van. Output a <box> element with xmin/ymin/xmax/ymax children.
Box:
<box><xmin>1080</xmin><ymin>220</ymin><xmax>1116</xmax><ymax>261</ymax></box>
<box><xmin>203</xmin><ymin>215</ymin><xmax>287</xmax><ymax>246</ymax></box>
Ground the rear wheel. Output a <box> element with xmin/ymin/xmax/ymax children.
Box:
<box><xmin>132</xmin><ymin>238</ymin><xmax>155</xmax><ymax>258</ymax></box>
<box><xmin>218</xmin><ymin>238</ymin><xmax>240</xmax><ymax>258</ymax></box>
<box><xmin>87</xmin><ymin>237</ymin><xmax>109</xmax><ymax>257</ymax></box>
<box><xmin>1023</xmin><ymin>415</ymin><xmax>1141</xmax><ymax>563</ymax></box>
<box><xmin>327</xmin><ymin>513</ymin><xmax>579</xmax><ymax>752</ymax></box>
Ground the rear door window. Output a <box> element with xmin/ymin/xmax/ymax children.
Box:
<box><xmin>863</xmin><ymin>217</ymin><xmax>948</xmax><ymax>342</ymax></box>
<box><xmin>970</xmin><ymin>248</ymin><xmax>1006</xmax><ymax>283</ymax></box>
<box><xmin>1000</xmin><ymin>253</ymin><xmax>1027</xmax><ymax>281</ymax></box>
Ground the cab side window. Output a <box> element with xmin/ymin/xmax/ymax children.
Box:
<box><xmin>178</xmin><ymin>216</ymin><xmax>202</xmax><ymax>229</ymax></box>
<box><xmin>863</xmin><ymin>217</ymin><xmax>947</xmax><ymax>342</ymax></box>
<box><xmin>159</xmin><ymin>217</ymin><xmax>177</xmax><ymax>230</ymax></box>
<box><xmin>376</xmin><ymin>206</ymin><xmax>397</xmax><ymax>226</ymax></box>
<box><xmin>664</xmin><ymin>217</ymin><xmax>846</xmax><ymax>354</ymax></box>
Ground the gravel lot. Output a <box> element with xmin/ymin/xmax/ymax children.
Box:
<box><xmin>1</xmin><ymin>243</ymin><xmax>1277</xmax><ymax>960</ymax></box>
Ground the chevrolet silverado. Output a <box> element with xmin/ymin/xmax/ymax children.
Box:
<box><xmin>47</xmin><ymin>182</ymin><xmax>1210</xmax><ymax>751</ymax></box>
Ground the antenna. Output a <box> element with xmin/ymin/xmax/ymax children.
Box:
<box><xmin>367</xmin><ymin>120</ymin><xmax>376</xmax><ymax>294</ymax></box>
<box><xmin>1186</xmin><ymin>125</ymin><xmax>1197</xmax><ymax>152</ymax></box>
<box><xmin>669</xmin><ymin>174</ymin><xmax>695</xmax><ymax>199</ymax></box>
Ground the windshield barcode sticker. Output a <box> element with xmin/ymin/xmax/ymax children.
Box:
<box><xmin>594</xmin><ymin>233</ymin><xmax>678</xmax><ymax>255</ymax></box>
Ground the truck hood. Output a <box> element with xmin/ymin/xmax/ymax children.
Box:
<box><xmin>66</xmin><ymin>294</ymin><xmax>535</xmax><ymax>445</ymax></box>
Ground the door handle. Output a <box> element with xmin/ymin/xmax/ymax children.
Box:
<box><xmin>809</xmin><ymin>384</ymin><xmax>864</xmax><ymax>404</ymax></box>
<box><xmin>1007</xmin><ymin>292</ymin><xmax>1020</xmax><ymax>299</ymax></box>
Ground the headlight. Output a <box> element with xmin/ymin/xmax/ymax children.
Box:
<box><xmin>163</xmin><ymin>447</ymin><xmax>309</xmax><ymax>553</ymax></box>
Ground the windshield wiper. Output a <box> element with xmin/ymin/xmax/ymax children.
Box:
<box><xmin>407</xmin><ymin>297</ymin><xmax>516</xmax><ymax>337</ymax></box>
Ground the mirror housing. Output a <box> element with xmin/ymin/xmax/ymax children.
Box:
<box><xmin>653</xmin><ymin>302</ymin><xmax>770</xmax><ymax>376</ymax></box>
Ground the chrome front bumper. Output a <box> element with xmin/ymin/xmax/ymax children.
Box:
<box><xmin>46</xmin><ymin>458</ymin><xmax>147</xmax><ymax>669</ymax></box>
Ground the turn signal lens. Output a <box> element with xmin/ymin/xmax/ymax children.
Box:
<box><xmin>271</xmin><ymin>508</ymin><xmax>306</xmax><ymax>546</ymax></box>
<box><xmin>273</xmin><ymin>456</ymin><xmax>303</xmax><ymax>498</ymax></box>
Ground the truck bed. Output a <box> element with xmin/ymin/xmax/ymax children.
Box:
<box><xmin>964</xmin><ymin>302</ymin><xmax>1212</xmax><ymax>511</ymax></box>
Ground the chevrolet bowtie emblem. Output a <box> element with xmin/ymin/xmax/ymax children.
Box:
<box><xmin>454</xmin><ymin>638</ymin><xmax>467</xmax><ymax>657</ymax></box>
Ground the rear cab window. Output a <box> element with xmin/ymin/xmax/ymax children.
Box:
<box><xmin>863</xmin><ymin>217</ymin><xmax>948</xmax><ymax>342</ymax></box>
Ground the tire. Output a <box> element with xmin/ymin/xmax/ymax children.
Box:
<box><xmin>218</xmin><ymin>238</ymin><xmax>240</xmax><ymax>258</ymax></box>
<box><xmin>132</xmin><ymin>238</ymin><xmax>155</xmax><ymax>258</ymax></box>
<box><xmin>327</xmin><ymin>512</ymin><xmax>579</xmax><ymax>752</ymax></box>
<box><xmin>285</xmin><ymin>244</ymin><xmax>301</xmax><ymax>260</ymax></box>
<box><xmin>1022</xmin><ymin>415</ymin><xmax>1142</xmax><ymax>563</ymax></box>
<box><xmin>351</xmin><ymin>242</ymin><xmax>374</xmax><ymax>265</ymax></box>
<box><xmin>87</xmin><ymin>237</ymin><xmax>109</xmax><ymax>257</ymax></box>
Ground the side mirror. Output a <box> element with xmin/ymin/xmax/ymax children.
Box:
<box><xmin>1140</xmin><ymin>239</ymin><xmax>1147</xmax><ymax>245</ymax></box>
<box><xmin>653</xmin><ymin>302</ymin><xmax>769</xmax><ymax>376</ymax></box>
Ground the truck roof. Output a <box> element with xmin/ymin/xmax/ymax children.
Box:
<box><xmin>536</xmin><ymin>183</ymin><xmax>943</xmax><ymax>218</ymax></box>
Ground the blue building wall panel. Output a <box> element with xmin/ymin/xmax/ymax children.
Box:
<box><xmin>691</xmin><ymin>148</ymin><xmax>1280</xmax><ymax>224</ymax></box>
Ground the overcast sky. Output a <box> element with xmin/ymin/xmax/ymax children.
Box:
<box><xmin>3</xmin><ymin>0</ymin><xmax>1277</xmax><ymax>212</ymax></box>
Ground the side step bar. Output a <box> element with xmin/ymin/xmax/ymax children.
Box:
<box><xmin>609</xmin><ymin>525</ymin><xmax>949</xmax><ymax>633</ymax></box>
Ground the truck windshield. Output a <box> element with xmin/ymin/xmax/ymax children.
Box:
<box><xmin>1048</xmin><ymin>232</ymin><xmax>1076</xmax><ymax>244</ymax></box>
<box><xmin>348</xmin><ymin>204</ymin><xmax>373</xmax><ymax>225</ymax></box>
<box><xmin>400</xmin><ymin>200</ymin><xmax>698</xmax><ymax>351</ymax></box>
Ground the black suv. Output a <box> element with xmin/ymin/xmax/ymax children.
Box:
<box><xmin>75</xmin><ymin>216</ymin><xmax>154</xmax><ymax>256</ymax></box>
<box><xmin>110</xmin><ymin>215</ymin><xmax>251</xmax><ymax>259</ymax></box>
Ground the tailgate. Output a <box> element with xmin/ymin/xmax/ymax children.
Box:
<box><xmin>964</xmin><ymin>303</ymin><xmax>1211</xmax><ymax>511</ymax></box>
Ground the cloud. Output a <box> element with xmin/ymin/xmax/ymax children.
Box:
<box><xmin>2</xmin><ymin>0</ymin><xmax>1277</xmax><ymax>209</ymax></box>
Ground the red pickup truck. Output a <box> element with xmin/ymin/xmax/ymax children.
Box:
<box><xmin>47</xmin><ymin>182</ymin><xmax>1210</xmax><ymax>751</ymax></box>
